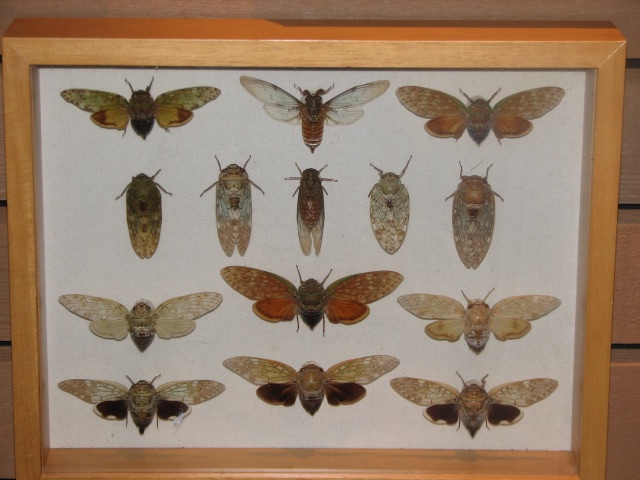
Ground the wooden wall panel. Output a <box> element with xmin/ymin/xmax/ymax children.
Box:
<box><xmin>619</xmin><ymin>69</ymin><xmax>640</xmax><ymax>204</ymax></box>
<box><xmin>0</xmin><ymin>346</ymin><xmax>15</xmax><ymax>480</ymax></box>
<box><xmin>612</xmin><ymin>210</ymin><xmax>640</xmax><ymax>344</ymax></box>
<box><xmin>0</xmin><ymin>207</ymin><xmax>8</xmax><ymax>341</ymax></box>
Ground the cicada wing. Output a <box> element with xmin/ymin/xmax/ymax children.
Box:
<box><xmin>397</xmin><ymin>294</ymin><xmax>466</xmax><ymax>319</ymax></box>
<box><xmin>485</xmin><ymin>403</ymin><xmax>523</xmax><ymax>426</ymax></box>
<box><xmin>396</xmin><ymin>86</ymin><xmax>467</xmax><ymax>118</ymax></box>
<box><xmin>61</xmin><ymin>89</ymin><xmax>129</xmax><ymax>112</ymax></box>
<box><xmin>326</xmin><ymin>355</ymin><xmax>400</xmax><ymax>385</ymax></box>
<box><xmin>327</xmin><ymin>271</ymin><xmax>404</xmax><ymax>304</ymax></box>
<box><xmin>297</xmin><ymin>203</ymin><xmax>324</xmax><ymax>256</ymax></box>
<box><xmin>240</xmin><ymin>76</ymin><xmax>303</xmax><ymax>123</ymax></box>
<box><xmin>220</xmin><ymin>266</ymin><xmax>296</xmax><ymax>300</ymax></box>
<box><xmin>491</xmin><ymin>116</ymin><xmax>533</xmax><ymax>139</ymax></box>
<box><xmin>223</xmin><ymin>356</ymin><xmax>298</xmax><ymax>385</ymax></box>
<box><xmin>324</xmin><ymin>382</ymin><xmax>367</xmax><ymax>406</ymax></box>
<box><xmin>155</xmin><ymin>86</ymin><xmax>221</xmax><ymax>111</ymax></box>
<box><xmin>58</xmin><ymin>294</ymin><xmax>130</xmax><ymax>340</ymax></box>
<box><xmin>425</xmin><ymin>318</ymin><xmax>466</xmax><ymax>341</ymax></box>
<box><xmin>153</xmin><ymin>292</ymin><xmax>222</xmax><ymax>339</ymax></box>
<box><xmin>425</xmin><ymin>115</ymin><xmax>467</xmax><ymax>139</ymax></box>
<box><xmin>451</xmin><ymin>190</ymin><xmax>495</xmax><ymax>269</ymax></box>
<box><xmin>216</xmin><ymin>183</ymin><xmax>237</xmax><ymax>256</ymax></box>
<box><xmin>390</xmin><ymin>377</ymin><xmax>459</xmax><ymax>407</ymax></box>
<box><xmin>488</xmin><ymin>378</ymin><xmax>559</xmax><ymax>408</ymax></box>
<box><xmin>490</xmin><ymin>295</ymin><xmax>560</xmax><ymax>340</ymax></box>
<box><xmin>492</xmin><ymin>87</ymin><xmax>565</xmax><ymax>119</ymax></box>
<box><xmin>326</xmin><ymin>80</ymin><xmax>390</xmax><ymax>109</ymax></box>
<box><xmin>58</xmin><ymin>379</ymin><xmax>129</xmax><ymax>403</ymax></box>
<box><xmin>156</xmin><ymin>380</ymin><xmax>225</xmax><ymax>404</ymax></box>
<box><xmin>256</xmin><ymin>383</ymin><xmax>299</xmax><ymax>406</ymax></box>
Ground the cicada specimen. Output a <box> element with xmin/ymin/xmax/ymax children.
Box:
<box><xmin>390</xmin><ymin>373</ymin><xmax>558</xmax><ymax>437</ymax></box>
<box><xmin>286</xmin><ymin>164</ymin><xmax>337</xmax><ymax>256</ymax></box>
<box><xmin>240</xmin><ymin>76</ymin><xmax>390</xmax><ymax>152</ymax></box>
<box><xmin>446</xmin><ymin>163</ymin><xmax>502</xmax><ymax>269</ymax></box>
<box><xmin>58</xmin><ymin>376</ymin><xmax>225</xmax><ymax>434</ymax></box>
<box><xmin>116</xmin><ymin>169</ymin><xmax>172</xmax><ymax>259</ymax></box>
<box><xmin>201</xmin><ymin>155</ymin><xmax>264</xmax><ymax>257</ymax></box>
<box><xmin>58</xmin><ymin>292</ymin><xmax>223</xmax><ymax>351</ymax></box>
<box><xmin>396</xmin><ymin>86</ymin><xmax>565</xmax><ymax>145</ymax></box>
<box><xmin>220</xmin><ymin>266</ymin><xmax>403</xmax><ymax>333</ymax></box>
<box><xmin>224</xmin><ymin>355</ymin><xmax>399</xmax><ymax>415</ymax></box>
<box><xmin>61</xmin><ymin>78</ymin><xmax>221</xmax><ymax>139</ymax></box>
<box><xmin>397</xmin><ymin>289</ymin><xmax>561</xmax><ymax>354</ymax></box>
<box><xmin>369</xmin><ymin>156</ymin><xmax>412</xmax><ymax>254</ymax></box>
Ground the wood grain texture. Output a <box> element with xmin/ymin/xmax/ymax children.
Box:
<box><xmin>0</xmin><ymin>346</ymin><xmax>15</xmax><ymax>480</ymax></box>
<box><xmin>619</xmin><ymin>69</ymin><xmax>640</xmax><ymax>203</ymax></box>
<box><xmin>607</xmin><ymin>353</ymin><xmax>640</xmax><ymax>480</ymax></box>
<box><xmin>612</xmin><ymin>210</ymin><xmax>640</xmax><ymax>343</ymax></box>
<box><xmin>0</xmin><ymin>207</ymin><xmax>8</xmax><ymax>341</ymax></box>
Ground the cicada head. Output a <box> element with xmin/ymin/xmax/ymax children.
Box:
<box><xmin>128</xmin><ymin>300</ymin><xmax>156</xmax><ymax>352</ymax></box>
<box><xmin>126</xmin><ymin>80</ymin><xmax>156</xmax><ymax>139</ymax></box>
<box><xmin>456</xmin><ymin>175</ymin><xmax>492</xmax><ymax>221</ymax></box>
<box><xmin>296</xmin><ymin>278</ymin><xmax>328</xmax><ymax>330</ymax></box>
<box><xmin>297</xmin><ymin>361</ymin><xmax>326</xmax><ymax>415</ymax></box>
<box><xmin>218</xmin><ymin>163</ymin><xmax>250</xmax><ymax>209</ymax></box>
<box><xmin>299</xmin><ymin>86</ymin><xmax>333</xmax><ymax>121</ymax></box>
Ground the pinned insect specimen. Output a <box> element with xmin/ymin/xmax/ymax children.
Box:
<box><xmin>240</xmin><ymin>76</ymin><xmax>390</xmax><ymax>152</ymax></box>
<box><xmin>390</xmin><ymin>373</ymin><xmax>558</xmax><ymax>437</ymax></box>
<box><xmin>224</xmin><ymin>355</ymin><xmax>399</xmax><ymax>415</ymax></box>
<box><xmin>220</xmin><ymin>266</ymin><xmax>403</xmax><ymax>333</ymax></box>
<box><xmin>396</xmin><ymin>86</ymin><xmax>565</xmax><ymax>145</ymax></box>
<box><xmin>397</xmin><ymin>290</ymin><xmax>560</xmax><ymax>354</ymax></box>
<box><xmin>369</xmin><ymin>156</ymin><xmax>412</xmax><ymax>254</ymax></box>
<box><xmin>446</xmin><ymin>163</ymin><xmax>502</xmax><ymax>269</ymax></box>
<box><xmin>61</xmin><ymin>79</ymin><xmax>221</xmax><ymax>139</ymax></box>
<box><xmin>116</xmin><ymin>170</ymin><xmax>171</xmax><ymax>259</ymax></box>
<box><xmin>58</xmin><ymin>376</ymin><xmax>225</xmax><ymax>434</ymax></box>
<box><xmin>201</xmin><ymin>155</ymin><xmax>264</xmax><ymax>257</ymax></box>
<box><xmin>59</xmin><ymin>292</ymin><xmax>223</xmax><ymax>352</ymax></box>
<box><xmin>286</xmin><ymin>164</ymin><xmax>337</xmax><ymax>256</ymax></box>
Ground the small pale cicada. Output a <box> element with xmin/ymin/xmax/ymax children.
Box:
<box><xmin>369</xmin><ymin>156</ymin><xmax>412</xmax><ymax>254</ymax></box>
<box><xmin>446</xmin><ymin>164</ymin><xmax>502</xmax><ymax>269</ymax></box>
<box><xmin>397</xmin><ymin>290</ymin><xmax>561</xmax><ymax>354</ymax></box>
<box><xmin>116</xmin><ymin>169</ymin><xmax>172</xmax><ymax>259</ymax></box>
<box><xmin>391</xmin><ymin>373</ymin><xmax>558</xmax><ymax>437</ymax></box>
<box><xmin>286</xmin><ymin>164</ymin><xmax>337</xmax><ymax>256</ymax></box>
<box><xmin>224</xmin><ymin>355</ymin><xmax>399</xmax><ymax>415</ymax></box>
<box><xmin>61</xmin><ymin>79</ymin><xmax>221</xmax><ymax>139</ymax></box>
<box><xmin>220</xmin><ymin>266</ymin><xmax>403</xmax><ymax>333</ymax></box>
<box><xmin>240</xmin><ymin>76</ymin><xmax>390</xmax><ymax>152</ymax></box>
<box><xmin>59</xmin><ymin>292</ymin><xmax>223</xmax><ymax>351</ymax></box>
<box><xmin>201</xmin><ymin>155</ymin><xmax>264</xmax><ymax>257</ymax></box>
<box><xmin>396</xmin><ymin>86</ymin><xmax>564</xmax><ymax>145</ymax></box>
<box><xmin>58</xmin><ymin>376</ymin><xmax>225</xmax><ymax>434</ymax></box>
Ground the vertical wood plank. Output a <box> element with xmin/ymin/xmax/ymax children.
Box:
<box><xmin>0</xmin><ymin>346</ymin><xmax>15</xmax><ymax>479</ymax></box>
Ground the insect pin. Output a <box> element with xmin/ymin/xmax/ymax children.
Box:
<box><xmin>397</xmin><ymin>289</ymin><xmax>561</xmax><ymax>354</ymax></box>
<box><xmin>446</xmin><ymin>163</ymin><xmax>502</xmax><ymax>269</ymax></box>
<box><xmin>116</xmin><ymin>169</ymin><xmax>172</xmax><ymax>259</ymax></box>
<box><xmin>369</xmin><ymin>156</ymin><xmax>412</xmax><ymax>254</ymax></box>
<box><xmin>220</xmin><ymin>266</ymin><xmax>403</xmax><ymax>334</ymax></box>
<box><xmin>58</xmin><ymin>376</ymin><xmax>225</xmax><ymax>434</ymax></box>
<box><xmin>240</xmin><ymin>76</ymin><xmax>390</xmax><ymax>152</ymax></box>
<box><xmin>201</xmin><ymin>155</ymin><xmax>264</xmax><ymax>256</ymax></box>
<box><xmin>59</xmin><ymin>292</ymin><xmax>223</xmax><ymax>351</ymax></box>
<box><xmin>61</xmin><ymin>78</ymin><xmax>221</xmax><ymax>139</ymax></box>
<box><xmin>224</xmin><ymin>355</ymin><xmax>399</xmax><ymax>415</ymax></box>
<box><xmin>391</xmin><ymin>373</ymin><xmax>558</xmax><ymax>437</ymax></box>
<box><xmin>396</xmin><ymin>86</ymin><xmax>564</xmax><ymax>145</ymax></box>
<box><xmin>286</xmin><ymin>164</ymin><xmax>337</xmax><ymax>256</ymax></box>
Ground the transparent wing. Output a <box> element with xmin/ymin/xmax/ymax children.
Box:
<box><xmin>223</xmin><ymin>356</ymin><xmax>297</xmax><ymax>385</ymax></box>
<box><xmin>240</xmin><ymin>76</ymin><xmax>302</xmax><ymax>123</ymax></box>
<box><xmin>327</xmin><ymin>271</ymin><xmax>403</xmax><ymax>304</ymax></box>
<box><xmin>153</xmin><ymin>292</ymin><xmax>222</xmax><ymax>339</ymax></box>
<box><xmin>488</xmin><ymin>378</ymin><xmax>558</xmax><ymax>407</ymax></box>
<box><xmin>326</xmin><ymin>355</ymin><xmax>400</xmax><ymax>384</ymax></box>
<box><xmin>493</xmin><ymin>87</ymin><xmax>565</xmax><ymax>119</ymax></box>
<box><xmin>220</xmin><ymin>266</ymin><xmax>297</xmax><ymax>300</ymax></box>
<box><xmin>323</xmin><ymin>80</ymin><xmax>389</xmax><ymax>125</ymax></box>
<box><xmin>397</xmin><ymin>294</ymin><xmax>466</xmax><ymax>320</ymax></box>
<box><xmin>58</xmin><ymin>379</ymin><xmax>129</xmax><ymax>403</ymax></box>
<box><xmin>58</xmin><ymin>294</ymin><xmax>130</xmax><ymax>340</ymax></box>
<box><xmin>156</xmin><ymin>380</ymin><xmax>225</xmax><ymax>404</ymax></box>
<box><xmin>396</xmin><ymin>86</ymin><xmax>467</xmax><ymax>118</ymax></box>
<box><xmin>61</xmin><ymin>89</ymin><xmax>128</xmax><ymax>112</ymax></box>
<box><xmin>390</xmin><ymin>377</ymin><xmax>459</xmax><ymax>406</ymax></box>
<box><xmin>298</xmin><ymin>203</ymin><xmax>324</xmax><ymax>256</ymax></box>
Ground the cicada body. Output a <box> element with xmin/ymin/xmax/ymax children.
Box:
<box><xmin>61</xmin><ymin>79</ymin><xmax>221</xmax><ymax>139</ymax></box>
<box><xmin>220</xmin><ymin>266</ymin><xmax>403</xmax><ymax>332</ymax></box>
<box><xmin>58</xmin><ymin>376</ymin><xmax>225</xmax><ymax>434</ymax></box>
<box><xmin>447</xmin><ymin>164</ymin><xmax>502</xmax><ymax>269</ymax></box>
<box><xmin>59</xmin><ymin>292</ymin><xmax>223</xmax><ymax>351</ymax></box>
<box><xmin>369</xmin><ymin>156</ymin><xmax>411</xmax><ymax>254</ymax></box>
<box><xmin>201</xmin><ymin>155</ymin><xmax>264</xmax><ymax>256</ymax></box>
<box><xmin>396</xmin><ymin>86</ymin><xmax>565</xmax><ymax>145</ymax></box>
<box><xmin>224</xmin><ymin>355</ymin><xmax>399</xmax><ymax>415</ymax></box>
<box><xmin>116</xmin><ymin>170</ymin><xmax>171</xmax><ymax>259</ymax></box>
<box><xmin>397</xmin><ymin>290</ymin><xmax>561</xmax><ymax>353</ymax></box>
<box><xmin>240</xmin><ymin>76</ymin><xmax>390</xmax><ymax>152</ymax></box>
<box><xmin>286</xmin><ymin>164</ymin><xmax>337</xmax><ymax>256</ymax></box>
<box><xmin>391</xmin><ymin>374</ymin><xmax>558</xmax><ymax>437</ymax></box>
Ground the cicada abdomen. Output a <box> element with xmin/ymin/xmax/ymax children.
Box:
<box><xmin>286</xmin><ymin>164</ymin><xmax>337</xmax><ymax>256</ymax></box>
<box><xmin>369</xmin><ymin>156</ymin><xmax>411</xmax><ymax>254</ymax></box>
<box><xmin>447</xmin><ymin>164</ymin><xmax>502</xmax><ymax>269</ymax></box>
<box><xmin>116</xmin><ymin>170</ymin><xmax>172</xmax><ymax>259</ymax></box>
<box><xmin>201</xmin><ymin>155</ymin><xmax>264</xmax><ymax>256</ymax></box>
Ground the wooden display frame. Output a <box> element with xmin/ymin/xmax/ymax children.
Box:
<box><xmin>2</xmin><ymin>18</ymin><xmax>626</xmax><ymax>480</ymax></box>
